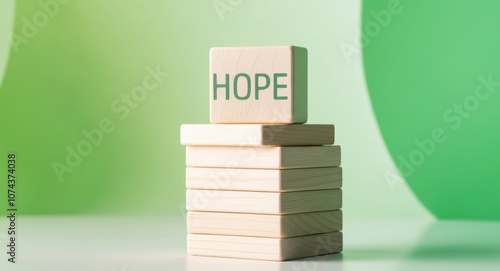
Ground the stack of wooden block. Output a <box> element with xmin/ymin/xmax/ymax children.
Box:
<box><xmin>180</xmin><ymin>46</ymin><xmax>343</xmax><ymax>261</ymax></box>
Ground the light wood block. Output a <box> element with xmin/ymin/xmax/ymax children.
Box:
<box><xmin>186</xmin><ymin>189</ymin><xmax>342</xmax><ymax>214</ymax></box>
<box><xmin>187</xmin><ymin>210</ymin><xmax>342</xmax><ymax>238</ymax></box>
<box><xmin>188</xmin><ymin>232</ymin><xmax>342</xmax><ymax>261</ymax></box>
<box><xmin>186</xmin><ymin>167</ymin><xmax>342</xmax><ymax>192</ymax></box>
<box><xmin>186</xmin><ymin>145</ymin><xmax>341</xmax><ymax>169</ymax></box>
<box><xmin>181</xmin><ymin>124</ymin><xmax>333</xmax><ymax>146</ymax></box>
<box><xmin>210</xmin><ymin>46</ymin><xmax>307</xmax><ymax>124</ymax></box>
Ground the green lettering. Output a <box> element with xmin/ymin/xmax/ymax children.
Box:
<box><xmin>213</xmin><ymin>74</ymin><xmax>230</xmax><ymax>100</ymax></box>
<box><xmin>234</xmin><ymin>73</ymin><xmax>251</xmax><ymax>100</ymax></box>
<box><xmin>273</xmin><ymin>73</ymin><xmax>288</xmax><ymax>100</ymax></box>
<box><xmin>255</xmin><ymin>73</ymin><xmax>270</xmax><ymax>100</ymax></box>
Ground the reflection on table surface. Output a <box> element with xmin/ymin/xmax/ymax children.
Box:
<box><xmin>1</xmin><ymin>216</ymin><xmax>500</xmax><ymax>271</ymax></box>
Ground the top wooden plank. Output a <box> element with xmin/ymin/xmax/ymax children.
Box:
<box><xmin>180</xmin><ymin>124</ymin><xmax>334</xmax><ymax>146</ymax></box>
<box><xmin>210</xmin><ymin>46</ymin><xmax>307</xmax><ymax>124</ymax></box>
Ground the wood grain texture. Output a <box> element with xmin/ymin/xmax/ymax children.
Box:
<box><xmin>186</xmin><ymin>189</ymin><xmax>342</xmax><ymax>214</ymax></box>
<box><xmin>187</xmin><ymin>210</ymin><xmax>342</xmax><ymax>238</ymax></box>
<box><xmin>180</xmin><ymin>124</ymin><xmax>334</xmax><ymax>146</ymax></box>
<box><xmin>188</xmin><ymin>231</ymin><xmax>342</xmax><ymax>261</ymax></box>
<box><xmin>210</xmin><ymin>46</ymin><xmax>307</xmax><ymax>124</ymax></box>
<box><xmin>186</xmin><ymin>167</ymin><xmax>342</xmax><ymax>192</ymax></box>
<box><xmin>186</xmin><ymin>145</ymin><xmax>341</xmax><ymax>169</ymax></box>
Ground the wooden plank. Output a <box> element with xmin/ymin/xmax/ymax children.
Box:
<box><xmin>210</xmin><ymin>46</ymin><xmax>307</xmax><ymax>124</ymax></box>
<box><xmin>186</xmin><ymin>189</ymin><xmax>342</xmax><ymax>214</ymax></box>
<box><xmin>186</xmin><ymin>145</ymin><xmax>341</xmax><ymax>169</ymax></box>
<box><xmin>188</xmin><ymin>231</ymin><xmax>342</xmax><ymax>261</ymax></box>
<box><xmin>180</xmin><ymin>124</ymin><xmax>334</xmax><ymax>146</ymax></box>
<box><xmin>186</xmin><ymin>167</ymin><xmax>342</xmax><ymax>192</ymax></box>
<box><xmin>187</xmin><ymin>210</ymin><xmax>342</xmax><ymax>238</ymax></box>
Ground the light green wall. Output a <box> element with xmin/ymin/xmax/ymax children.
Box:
<box><xmin>0</xmin><ymin>0</ymin><xmax>430</xmax><ymax>219</ymax></box>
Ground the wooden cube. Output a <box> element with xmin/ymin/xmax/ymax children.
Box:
<box><xmin>210</xmin><ymin>46</ymin><xmax>307</xmax><ymax>124</ymax></box>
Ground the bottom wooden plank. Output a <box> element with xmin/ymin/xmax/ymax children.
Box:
<box><xmin>187</xmin><ymin>232</ymin><xmax>342</xmax><ymax>261</ymax></box>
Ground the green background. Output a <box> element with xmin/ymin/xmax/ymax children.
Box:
<box><xmin>1</xmin><ymin>0</ymin><xmax>498</xmax><ymax>220</ymax></box>
<box><xmin>1</xmin><ymin>0</ymin><xmax>374</xmax><ymax>216</ymax></box>
<box><xmin>363</xmin><ymin>0</ymin><xmax>500</xmax><ymax>219</ymax></box>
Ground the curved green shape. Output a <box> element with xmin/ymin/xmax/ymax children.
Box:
<box><xmin>362</xmin><ymin>0</ymin><xmax>500</xmax><ymax>219</ymax></box>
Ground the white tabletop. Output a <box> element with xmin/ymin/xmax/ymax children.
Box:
<box><xmin>2</xmin><ymin>216</ymin><xmax>500</xmax><ymax>271</ymax></box>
